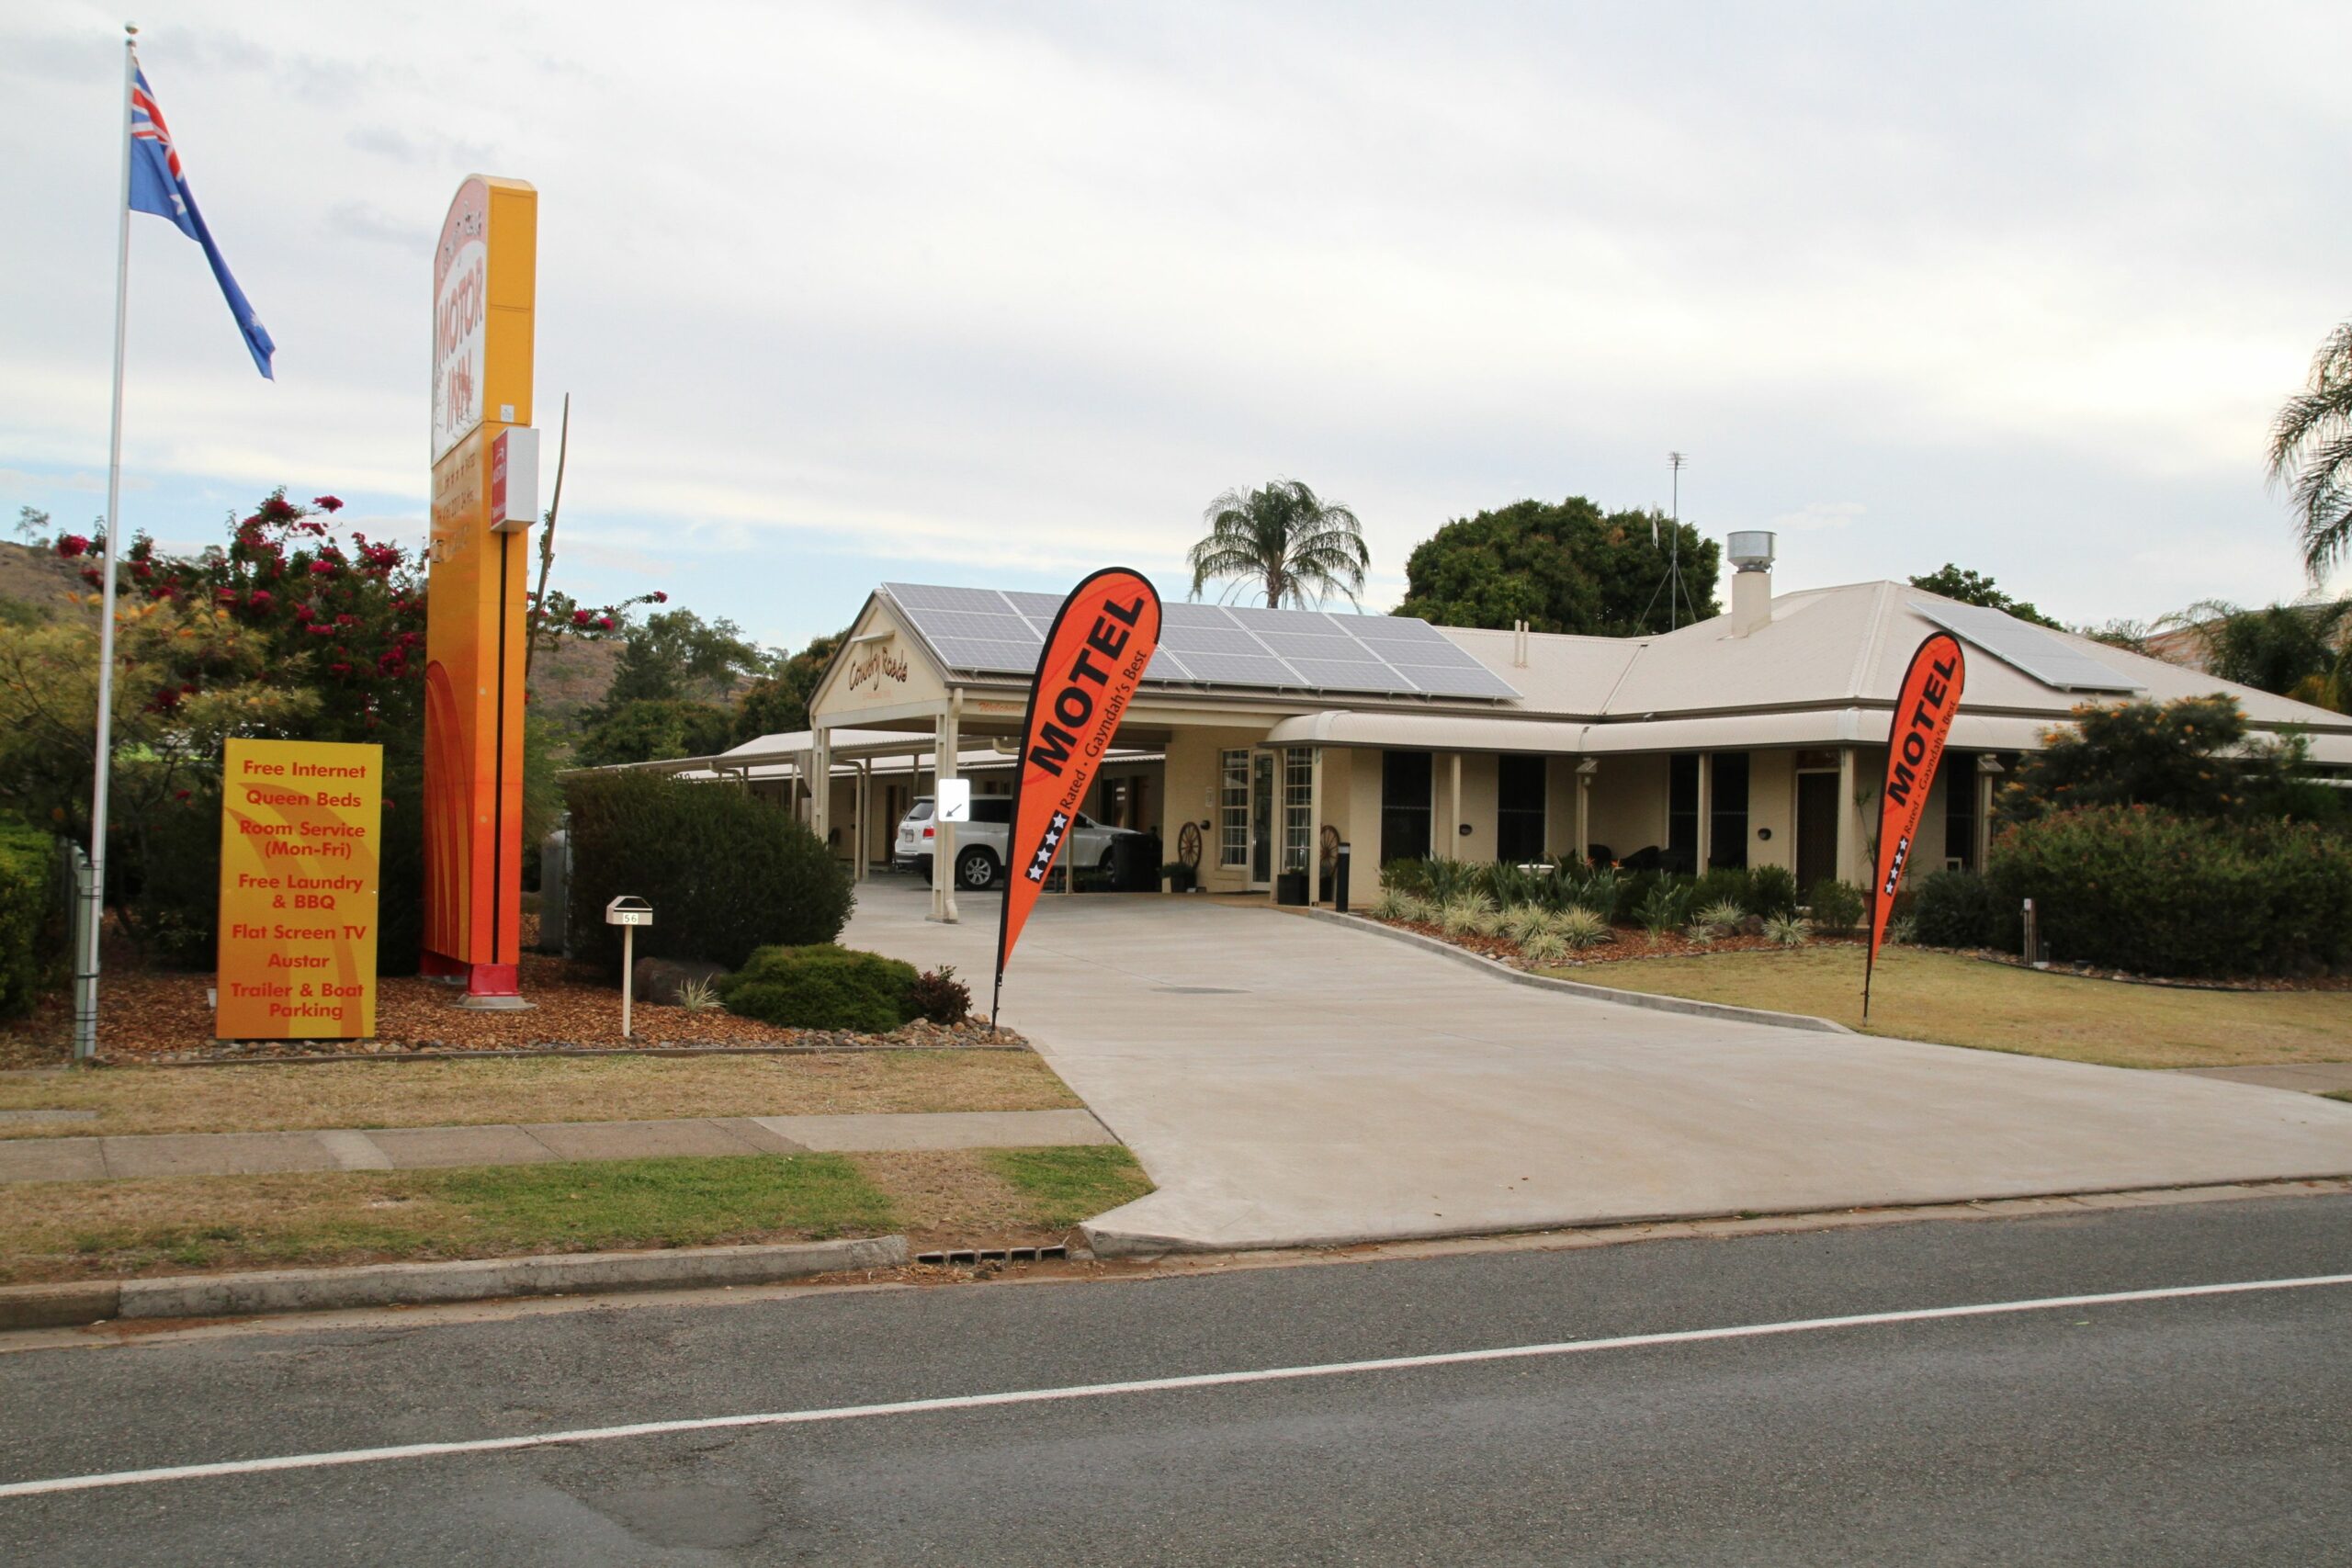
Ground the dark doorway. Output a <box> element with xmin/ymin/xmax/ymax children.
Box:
<box><xmin>1796</xmin><ymin>771</ymin><xmax>1839</xmax><ymax>890</ymax></box>
<box><xmin>1496</xmin><ymin>755</ymin><xmax>1546</xmax><ymax>863</ymax></box>
<box><xmin>1381</xmin><ymin>750</ymin><xmax>1432</xmax><ymax>864</ymax></box>
<box><xmin>1708</xmin><ymin>752</ymin><xmax>1750</xmax><ymax>870</ymax></box>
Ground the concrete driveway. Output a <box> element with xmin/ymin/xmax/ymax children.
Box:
<box><xmin>844</xmin><ymin>880</ymin><xmax>2352</xmax><ymax>1253</ymax></box>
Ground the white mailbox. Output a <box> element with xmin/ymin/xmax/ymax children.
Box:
<box><xmin>605</xmin><ymin>897</ymin><xmax>653</xmax><ymax>1039</ymax></box>
<box><xmin>936</xmin><ymin>778</ymin><xmax>971</xmax><ymax>823</ymax></box>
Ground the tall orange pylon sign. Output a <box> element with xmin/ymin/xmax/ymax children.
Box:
<box><xmin>424</xmin><ymin>175</ymin><xmax>537</xmax><ymax>1004</ymax></box>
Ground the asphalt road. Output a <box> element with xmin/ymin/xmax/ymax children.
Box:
<box><xmin>2</xmin><ymin>1193</ymin><xmax>2347</xmax><ymax>1565</ymax></box>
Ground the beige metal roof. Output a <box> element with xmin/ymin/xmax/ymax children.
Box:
<box><xmin>1263</xmin><ymin>707</ymin><xmax>2064</xmax><ymax>756</ymax></box>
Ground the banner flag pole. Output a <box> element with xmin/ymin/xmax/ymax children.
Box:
<box><xmin>1863</xmin><ymin>631</ymin><xmax>1967</xmax><ymax>1027</ymax></box>
<box><xmin>74</xmin><ymin>25</ymin><xmax>140</xmax><ymax>1062</ymax></box>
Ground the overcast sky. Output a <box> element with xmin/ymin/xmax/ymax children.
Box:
<box><xmin>6</xmin><ymin>1</ymin><xmax>2347</xmax><ymax>651</ymax></box>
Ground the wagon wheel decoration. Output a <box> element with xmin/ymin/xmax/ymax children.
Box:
<box><xmin>1176</xmin><ymin>820</ymin><xmax>1204</xmax><ymax>869</ymax></box>
<box><xmin>1319</xmin><ymin>823</ymin><xmax>1342</xmax><ymax>868</ymax></box>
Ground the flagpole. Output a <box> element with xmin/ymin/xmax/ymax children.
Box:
<box><xmin>74</xmin><ymin>24</ymin><xmax>138</xmax><ymax>1062</ymax></box>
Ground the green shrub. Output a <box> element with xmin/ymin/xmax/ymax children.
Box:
<box><xmin>1690</xmin><ymin>867</ymin><xmax>1751</xmax><ymax>916</ymax></box>
<box><xmin>1746</xmin><ymin>865</ymin><xmax>1800</xmax><ymax>919</ymax></box>
<box><xmin>1554</xmin><ymin>906</ymin><xmax>1613</xmax><ymax>949</ymax></box>
<box><xmin>0</xmin><ymin>815</ymin><xmax>63</xmax><ymax>1018</ymax></box>
<box><xmin>1987</xmin><ymin>805</ymin><xmax>2352</xmax><ymax>977</ymax></box>
<box><xmin>1693</xmin><ymin>897</ymin><xmax>1747</xmax><ymax>933</ymax></box>
<box><xmin>716</xmin><ymin>944</ymin><xmax>919</xmax><ymax>1032</ymax></box>
<box><xmin>1634</xmin><ymin>879</ymin><xmax>1690</xmax><ymax>939</ymax></box>
<box><xmin>905</xmin><ymin>965</ymin><xmax>972</xmax><ymax>1025</ymax></box>
<box><xmin>1763</xmin><ymin>912</ymin><xmax>1811</xmax><ymax>947</ymax></box>
<box><xmin>564</xmin><ymin>772</ymin><xmax>852</xmax><ymax>977</ymax></box>
<box><xmin>1804</xmin><ymin>879</ymin><xmax>1865</xmax><ymax>934</ymax></box>
<box><xmin>1910</xmin><ymin>870</ymin><xmax>1999</xmax><ymax>949</ymax></box>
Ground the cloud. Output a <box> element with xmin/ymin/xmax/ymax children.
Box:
<box><xmin>1769</xmin><ymin>502</ymin><xmax>1866</xmax><ymax>534</ymax></box>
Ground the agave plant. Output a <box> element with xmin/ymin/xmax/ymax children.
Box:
<box><xmin>1369</xmin><ymin>888</ymin><xmax>1416</xmax><ymax>922</ymax></box>
<box><xmin>1502</xmin><ymin>904</ymin><xmax>1555</xmax><ymax>945</ymax></box>
<box><xmin>1763</xmin><ymin>912</ymin><xmax>1812</xmax><ymax>948</ymax></box>
<box><xmin>1519</xmin><ymin>930</ymin><xmax>1571</xmax><ymax>966</ymax></box>
<box><xmin>1683</xmin><ymin>921</ymin><xmax>1718</xmax><ymax>948</ymax></box>
<box><xmin>1693</xmin><ymin>898</ymin><xmax>1746</xmax><ymax>934</ymax></box>
<box><xmin>1554</xmin><ymin>906</ymin><xmax>1613</xmax><ymax>949</ymax></box>
<box><xmin>675</xmin><ymin>976</ymin><xmax>724</xmax><ymax>1012</ymax></box>
<box><xmin>1438</xmin><ymin>897</ymin><xmax>1487</xmax><ymax>940</ymax></box>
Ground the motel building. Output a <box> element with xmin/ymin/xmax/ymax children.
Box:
<box><xmin>640</xmin><ymin>534</ymin><xmax>2352</xmax><ymax>912</ymax></box>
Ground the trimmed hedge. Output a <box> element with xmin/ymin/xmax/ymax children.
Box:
<box><xmin>563</xmin><ymin>772</ymin><xmax>853</xmax><ymax>976</ymax></box>
<box><xmin>1910</xmin><ymin>869</ymin><xmax>2002</xmax><ymax>949</ymax></box>
<box><xmin>717</xmin><ymin>944</ymin><xmax>919</xmax><ymax>1032</ymax></box>
<box><xmin>0</xmin><ymin>816</ymin><xmax>62</xmax><ymax>1018</ymax></box>
<box><xmin>1987</xmin><ymin>805</ymin><xmax>2352</xmax><ymax>977</ymax></box>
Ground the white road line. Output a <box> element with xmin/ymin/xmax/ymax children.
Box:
<box><xmin>5</xmin><ymin>1271</ymin><xmax>2347</xmax><ymax>1501</ymax></box>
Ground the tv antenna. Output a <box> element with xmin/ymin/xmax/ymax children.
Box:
<box><xmin>1666</xmin><ymin>452</ymin><xmax>1688</xmax><ymax>629</ymax></box>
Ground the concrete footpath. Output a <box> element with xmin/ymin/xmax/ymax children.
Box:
<box><xmin>0</xmin><ymin>1108</ymin><xmax>1114</xmax><ymax>1184</ymax></box>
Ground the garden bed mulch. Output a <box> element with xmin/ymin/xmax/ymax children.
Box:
<box><xmin>1371</xmin><ymin>917</ymin><xmax>1861</xmax><ymax>967</ymax></box>
<box><xmin>0</xmin><ymin>950</ymin><xmax>1021</xmax><ymax>1068</ymax></box>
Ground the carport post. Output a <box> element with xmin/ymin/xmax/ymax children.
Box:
<box><xmin>1306</xmin><ymin>746</ymin><xmax>1324</xmax><ymax>905</ymax></box>
<box><xmin>1576</xmin><ymin>758</ymin><xmax>1596</xmax><ymax>865</ymax></box>
<box><xmin>933</xmin><ymin>695</ymin><xmax>961</xmax><ymax>923</ymax></box>
<box><xmin>854</xmin><ymin>760</ymin><xmax>870</xmax><ymax>884</ymax></box>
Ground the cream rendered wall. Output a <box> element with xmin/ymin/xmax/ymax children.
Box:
<box><xmin>1160</xmin><ymin>725</ymin><xmax>1273</xmax><ymax>894</ymax></box>
<box><xmin>1586</xmin><ymin>752</ymin><xmax>1670</xmax><ymax>860</ymax></box>
<box><xmin>1448</xmin><ymin>751</ymin><xmax>1499</xmax><ymax>863</ymax></box>
<box><xmin>1545</xmin><ymin>756</ymin><xmax>1579</xmax><ymax>860</ymax></box>
<box><xmin>1347</xmin><ymin>750</ymin><xmax>1388</xmax><ymax>889</ymax></box>
<box><xmin>1843</xmin><ymin>746</ymin><xmax>1885</xmax><ymax>886</ymax></box>
<box><xmin>1746</xmin><ymin>750</ymin><xmax>1795</xmax><ymax>874</ymax></box>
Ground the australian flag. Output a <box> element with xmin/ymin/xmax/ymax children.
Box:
<box><xmin>129</xmin><ymin>65</ymin><xmax>275</xmax><ymax>378</ymax></box>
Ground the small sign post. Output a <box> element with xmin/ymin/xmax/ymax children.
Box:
<box><xmin>605</xmin><ymin>896</ymin><xmax>653</xmax><ymax>1038</ymax></box>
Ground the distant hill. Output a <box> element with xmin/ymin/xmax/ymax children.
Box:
<box><xmin>526</xmin><ymin>636</ymin><xmax>623</xmax><ymax>732</ymax></box>
<box><xmin>0</xmin><ymin>541</ymin><xmax>91</xmax><ymax>621</ymax></box>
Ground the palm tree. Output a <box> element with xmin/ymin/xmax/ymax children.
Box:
<box><xmin>1186</xmin><ymin>479</ymin><xmax>1371</xmax><ymax>608</ymax></box>
<box><xmin>2268</xmin><ymin>321</ymin><xmax>2352</xmax><ymax>581</ymax></box>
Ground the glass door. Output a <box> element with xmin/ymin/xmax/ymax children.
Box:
<box><xmin>1249</xmin><ymin>750</ymin><xmax>1276</xmax><ymax>888</ymax></box>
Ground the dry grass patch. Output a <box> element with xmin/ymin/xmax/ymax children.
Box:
<box><xmin>0</xmin><ymin>1051</ymin><xmax>1080</xmax><ymax>1141</ymax></box>
<box><xmin>1555</xmin><ymin>946</ymin><xmax>2352</xmax><ymax>1070</ymax></box>
<box><xmin>856</xmin><ymin>1146</ymin><xmax>1154</xmax><ymax>1246</ymax></box>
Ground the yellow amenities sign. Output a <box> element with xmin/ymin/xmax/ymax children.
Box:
<box><xmin>215</xmin><ymin>739</ymin><xmax>384</xmax><ymax>1039</ymax></box>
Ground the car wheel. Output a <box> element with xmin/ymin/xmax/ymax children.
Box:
<box><xmin>956</xmin><ymin>847</ymin><xmax>999</xmax><ymax>890</ymax></box>
<box><xmin>1098</xmin><ymin>847</ymin><xmax>1116</xmax><ymax>871</ymax></box>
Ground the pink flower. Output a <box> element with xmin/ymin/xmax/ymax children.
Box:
<box><xmin>596</xmin><ymin>615</ymin><xmax>616</xmax><ymax>631</ymax></box>
<box><xmin>651</xmin><ymin>591</ymin><xmax>668</xmax><ymax>604</ymax></box>
<box><xmin>571</xmin><ymin>608</ymin><xmax>593</xmax><ymax>626</ymax></box>
<box><xmin>311</xmin><ymin>495</ymin><xmax>344</xmax><ymax>513</ymax></box>
<box><xmin>55</xmin><ymin>535</ymin><xmax>89</xmax><ymax>558</ymax></box>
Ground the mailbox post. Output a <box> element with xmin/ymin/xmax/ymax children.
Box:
<box><xmin>605</xmin><ymin>896</ymin><xmax>653</xmax><ymax>1039</ymax></box>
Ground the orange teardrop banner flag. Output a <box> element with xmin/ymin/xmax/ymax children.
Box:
<box><xmin>992</xmin><ymin>568</ymin><xmax>1163</xmax><ymax>1027</ymax></box>
<box><xmin>1867</xmin><ymin>631</ymin><xmax>1966</xmax><ymax>1016</ymax></box>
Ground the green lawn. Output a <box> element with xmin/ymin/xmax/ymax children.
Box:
<box><xmin>0</xmin><ymin>1145</ymin><xmax>1152</xmax><ymax>1284</ymax></box>
<box><xmin>1548</xmin><ymin>946</ymin><xmax>2352</xmax><ymax>1070</ymax></box>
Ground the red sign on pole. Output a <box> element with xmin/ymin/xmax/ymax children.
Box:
<box><xmin>1866</xmin><ymin>632</ymin><xmax>1967</xmax><ymax>1015</ymax></box>
<box><xmin>991</xmin><ymin>568</ymin><xmax>1163</xmax><ymax>1027</ymax></box>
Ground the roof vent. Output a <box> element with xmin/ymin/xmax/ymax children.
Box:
<box><xmin>1727</xmin><ymin>531</ymin><xmax>1776</xmax><ymax>572</ymax></box>
<box><xmin>1727</xmin><ymin>532</ymin><xmax>1776</xmax><ymax>636</ymax></box>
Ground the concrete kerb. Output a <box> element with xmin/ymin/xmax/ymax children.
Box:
<box><xmin>1297</xmin><ymin>908</ymin><xmax>1856</xmax><ymax>1036</ymax></box>
<box><xmin>0</xmin><ymin>1235</ymin><xmax>908</xmax><ymax>1330</ymax></box>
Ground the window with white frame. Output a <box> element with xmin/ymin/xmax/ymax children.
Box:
<box><xmin>1219</xmin><ymin>749</ymin><xmax>1250</xmax><ymax>866</ymax></box>
<box><xmin>1283</xmin><ymin>748</ymin><xmax>1314</xmax><ymax>872</ymax></box>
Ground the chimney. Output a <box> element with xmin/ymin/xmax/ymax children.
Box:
<box><xmin>1726</xmin><ymin>530</ymin><xmax>1776</xmax><ymax>636</ymax></box>
<box><xmin>1512</xmin><ymin>618</ymin><xmax>1529</xmax><ymax>667</ymax></box>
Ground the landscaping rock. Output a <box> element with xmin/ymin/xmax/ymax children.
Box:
<box><xmin>1737</xmin><ymin>914</ymin><xmax>1766</xmax><ymax>937</ymax></box>
<box><xmin>634</xmin><ymin>957</ymin><xmax>729</xmax><ymax>1007</ymax></box>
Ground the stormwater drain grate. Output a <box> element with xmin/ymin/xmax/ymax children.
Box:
<box><xmin>916</xmin><ymin>1246</ymin><xmax>1069</xmax><ymax>1266</ymax></box>
<box><xmin>1151</xmin><ymin>986</ymin><xmax>1249</xmax><ymax>995</ymax></box>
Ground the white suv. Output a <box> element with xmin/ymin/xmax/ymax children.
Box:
<box><xmin>892</xmin><ymin>795</ymin><xmax>1145</xmax><ymax>890</ymax></box>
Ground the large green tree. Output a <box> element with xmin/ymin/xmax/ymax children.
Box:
<box><xmin>1187</xmin><ymin>479</ymin><xmax>1370</xmax><ymax>608</ymax></box>
<box><xmin>1996</xmin><ymin>694</ymin><xmax>2340</xmax><ymax>826</ymax></box>
<box><xmin>575</xmin><ymin>698</ymin><xmax>737</xmax><ymax>768</ymax></box>
<box><xmin>732</xmin><ymin>628</ymin><xmax>847</xmax><ymax>744</ymax></box>
<box><xmin>2268</xmin><ymin>320</ymin><xmax>2352</xmax><ymax>580</ymax></box>
<box><xmin>594</xmin><ymin>608</ymin><xmax>763</xmax><ymax>715</ymax></box>
<box><xmin>1395</xmin><ymin>497</ymin><xmax>1718</xmax><ymax>636</ymax></box>
<box><xmin>2165</xmin><ymin>598</ymin><xmax>2349</xmax><ymax>713</ymax></box>
<box><xmin>1907</xmin><ymin>564</ymin><xmax>2061</xmax><ymax>627</ymax></box>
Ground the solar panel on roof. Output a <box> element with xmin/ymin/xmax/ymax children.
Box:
<box><xmin>1908</xmin><ymin>601</ymin><xmax>2142</xmax><ymax>694</ymax></box>
<box><xmin>881</xmin><ymin>583</ymin><xmax>1518</xmax><ymax>698</ymax></box>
